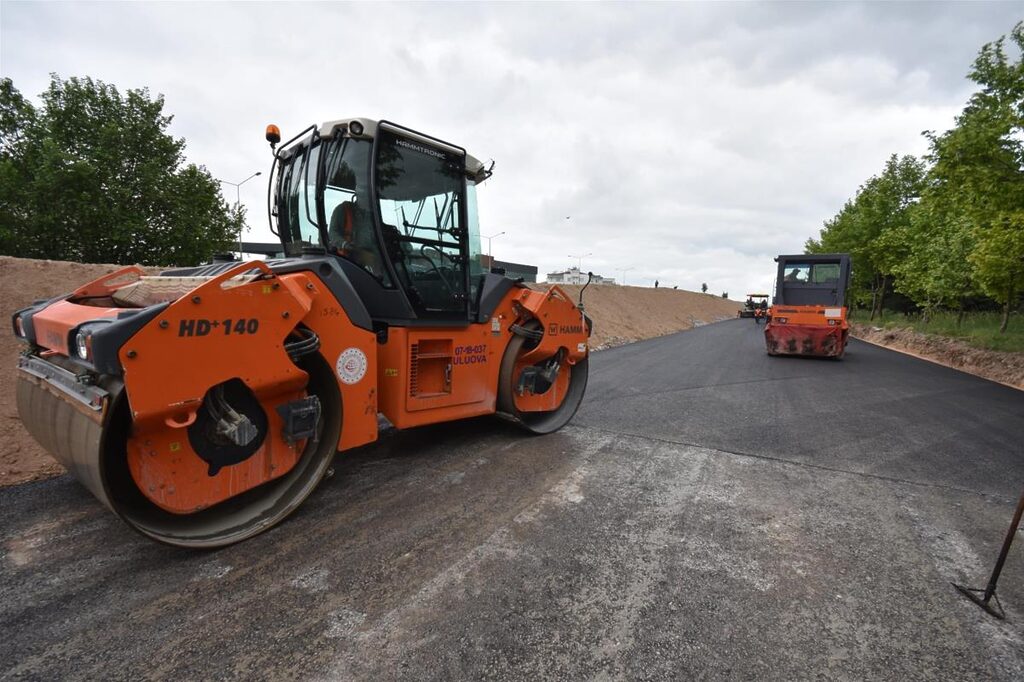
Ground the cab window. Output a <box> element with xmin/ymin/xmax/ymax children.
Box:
<box><xmin>811</xmin><ymin>263</ymin><xmax>840</xmax><ymax>284</ymax></box>
<box><xmin>320</xmin><ymin>137</ymin><xmax>391</xmax><ymax>285</ymax></box>
<box><xmin>277</xmin><ymin>145</ymin><xmax>320</xmax><ymax>248</ymax></box>
<box><xmin>782</xmin><ymin>264</ymin><xmax>811</xmax><ymax>283</ymax></box>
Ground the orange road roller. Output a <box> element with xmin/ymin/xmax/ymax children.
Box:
<box><xmin>764</xmin><ymin>253</ymin><xmax>852</xmax><ymax>358</ymax></box>
<box><xmin>13</xmin><ymin>118</ymin><xmax>592</xmax><ymax>547</ymax></box>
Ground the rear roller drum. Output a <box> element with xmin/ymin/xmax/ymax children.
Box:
<box><xmin>497</xmin><ymin>321</ymin><xmax>589</xmax><ymax>434</ymax></box>
<box><xmin>101</xmin><ymin>353</ymin><xmax>342</xmax><ymax>548</ymax></box>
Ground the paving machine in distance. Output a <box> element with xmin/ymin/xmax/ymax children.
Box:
<box><xmin>737</xmin><ymin>292</ymin><xmax>770</xmax><ymax>323</ymax></box>
<box><xmin>13</xmin><ymin>118</ymin><xmax>592</xmax><ymax>547</ymax></box>
<box><xmin>738</xmin><ymin>294</ymin><xmax>769</xmax><ymax>320</ymax></box>
<box><xmin>764</xmin><ymin>253</ymin><xmax>851</xmax><ymax>358</ymax></box>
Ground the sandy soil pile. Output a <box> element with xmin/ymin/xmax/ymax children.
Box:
<box><xmin>556</xmin><ymin>284</ymin><xmax>741</xmax><ymax>349</ymax></box>
<box><xmin>852</xmin><ymin>322</ymin><xmax>1024</xmax><ymax>390</ymax></box>
<box><xmin>0</xmin><ymin>255</ymin><xmax>739</xmax><ymax>485</ymax></box>
<box><xmin>0</xmin><ymin>257</ymin><xmax>162</xmax><ymax>485</ymax></box>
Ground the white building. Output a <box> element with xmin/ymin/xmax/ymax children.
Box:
<box><xmin>545</xmin><ymin>266</ymin><xmax>616</xmax><ymax>285</ymax></box>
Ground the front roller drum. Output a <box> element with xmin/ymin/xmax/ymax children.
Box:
<box><xmin>16</xmin><ymin>354</ymin><xmax>341</xmax><ymax>548</ymax></box>
<box><xmin>16</xmin><ymin>369</ymin><xmax>120</xmax><ymax>508</ymax></box>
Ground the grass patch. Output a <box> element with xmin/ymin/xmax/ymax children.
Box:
<box><xmin>850</xmin><ymin>309</ymin><xmax>1024</xmax><ymax>353</ymax></box>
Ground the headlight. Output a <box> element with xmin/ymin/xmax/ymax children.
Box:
<box><xmin>70</xmin><ymin>321</ymin><xmax>113</xmax><ymax>363</ymax></box>
<box><xmin>776</xmin><ymin>317</ymin><xmax>788</xmax><ymax>324</ymax></box>
<box><xmin>75</xmin><ymin>329</ymin><xmax>92</xmax><ymax>361</ymax></box>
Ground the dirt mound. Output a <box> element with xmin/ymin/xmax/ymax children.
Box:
<box><xmin>0</xmin><ymin>257</ymin><xmax>161</xmax><ymax>485</ymax></box>
<box><xmin>852</xmin><ymin>323</ymin><xmax>1024</xmax><ymax>390</ymax></box>
<box><xmin>0</xmin><ymin>256</ymin><xmax>739</xmax><ymax>485</ymax></box>
<box><xmin>557</xmin><ymin>284</ymin><xmax>741</xmax><ymax>349</ymax></box>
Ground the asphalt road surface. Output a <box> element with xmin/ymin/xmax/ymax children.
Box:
<box><xmin>2</xmin><ymin>319</ymin><xmax>1023</xmax><ymax>680</ymax></box>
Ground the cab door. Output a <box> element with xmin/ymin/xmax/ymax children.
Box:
<box><xmin>373</xmin><ymin>125</ymin><xmax>472</xmax><ymax>321</ymax></box>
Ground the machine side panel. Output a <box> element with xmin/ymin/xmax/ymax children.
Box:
<box><xmin>376</xmin><ymin>294</ymin><xmax>521</xmax><ymax>429</ymax></box>
<box><xmin>272</xmin><ymin>257</ymin><xmax>375</xmax><ymax>332</ymax></box>
<box><xmin>476</xmin><ymin>274</ymin><xmax>518</xmax><ymax>323</ymax></box>
<box><xmin>376</xmin><ymin>321</ymin><xmax>506</xmax><ymax>429</ymax></box>
<box><xmin>375</xmin><ymin>284</ymin><xmax>591</xmax><ymax>429</ymax></box>
<box><xmin>291</xmin><ymin>272</ymin><xmax>379</xmax><ymax>451</ymax></box>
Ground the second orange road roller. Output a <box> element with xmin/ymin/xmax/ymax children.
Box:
<box><xmin>764</xmin><ymin>253</ymin><xmax>852</xmax><ymax>358</ymax></box>
<box><xmin>13</xmin><ymin>118</ymin><xmax>592</xmax><ymax>547</ymax></box>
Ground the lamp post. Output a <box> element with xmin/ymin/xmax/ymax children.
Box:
<box><xmin>218</xmin><ymin>171</ymin><xmax>262</xmax><ymax>256</ymax></box>
<box><xmin>618</xmin><ymin>266</ymin><xmax>634</xmax><ymax>286</ymax></box>
<box><xmin>482</xmin><ymin>231</ymin><xmax>506</xmax><ymax>266</ymax></box>
<box><xmin>568</xmin><ymin>252</ymin><xmax>592</xmax><ymax>271</ymax></box>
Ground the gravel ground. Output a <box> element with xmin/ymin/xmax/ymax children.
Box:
<box><xmin>1</xmin><ymin>319</ymin><xmax>1022</xmax><ymax>680</ymax></box>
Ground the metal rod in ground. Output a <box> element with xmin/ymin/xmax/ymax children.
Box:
<box><xmin>953</xmin><ymin>486</ymin><xmax>1024</xmax><ymax>620</ymax></box>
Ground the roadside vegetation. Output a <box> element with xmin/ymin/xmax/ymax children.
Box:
<box><xmin>808</xmin><ymin>23</ymin><xmax>1024</xmax><ymax>339</ymax></box>
<box><xmin>850</xmin><ymin>309</ymin><xmax>1023</xmax><ymax>353</ymax></box>
<box><xmin>0</xmin><ymin>75</ymin><xmax>242</xmax><ymax>266</ymax></box>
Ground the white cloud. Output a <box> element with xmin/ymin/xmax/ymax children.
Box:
<box><xmin>1</xmin><ymin>1</ymin><xmax>1017</xmax><ymax>296</ymax></box>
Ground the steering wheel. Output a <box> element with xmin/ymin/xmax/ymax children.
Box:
<box><xmin>419</xmin><ymin>245</ymin><xmax>456</xmax><ymax>294</ymax></box>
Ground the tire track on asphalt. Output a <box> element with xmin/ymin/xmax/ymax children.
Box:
<box><xmin>571</xmin><ymin>425</ymin><xmax>1016</xmax><ymax>502</ymax></box>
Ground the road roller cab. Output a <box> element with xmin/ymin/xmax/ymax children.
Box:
<box><xmin>764</xmin><ymin>253</ymin><xmax>851</xmax><ymax>358</ymax></box>
<box><xmin>12</xmin><ymin>118</ymin><xmax>592</xmax><ymax>547</ymax></box>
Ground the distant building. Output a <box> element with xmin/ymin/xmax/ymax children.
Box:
<box><xmin>481</xmin><ymin>255</ymin><xmax>538</xmax><ymax>283</ymax></box>
<box><xmin>546</xmin><ymin>266</ymin><xmax>616</xmax><ymax>285</ymax></box>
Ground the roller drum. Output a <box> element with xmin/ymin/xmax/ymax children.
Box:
<box><xmin>15</xmin><ymin>353</ymin><xmax>341</xmax><ymax>548</ymax></box>
<box><xmin>16</xmin><ymin>371</ymin><xmax>122</xmax><ymax>511</ymax></box>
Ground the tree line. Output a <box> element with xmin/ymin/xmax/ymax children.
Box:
<box><xmin>807</xmin><ymin>23</ymin><xmax>1023</xmax><ymax>333</ymax></box>
<box><xmin>0</xmin><ymin>75</ymin><xmax>242</xmax><ymax>266</ymax></box>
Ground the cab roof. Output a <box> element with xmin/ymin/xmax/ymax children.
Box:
<box><xmin>318</xmin><ymin>117</ymin><xmax>490</xmax><ymax>183</ymax></box>
<box><xmin>774</xmin><ymin>253</ymin><xmax>851</xmax><ymax>264</ymax></box>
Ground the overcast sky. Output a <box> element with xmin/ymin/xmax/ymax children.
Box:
<box><xmin>2</xmin><ymin>2</ymin><xmax>1019</xmax><ymax>295</ymax></box>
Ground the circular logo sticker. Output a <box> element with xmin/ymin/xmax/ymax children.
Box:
<box><xmin>336</xmin><ymin>347</ymin><xmax>368</xmax><ymax>385</ymax></box>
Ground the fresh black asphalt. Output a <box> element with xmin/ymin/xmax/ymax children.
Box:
<box><xmin>1</xmin><ymin>318</ymin><xmax>1022</xmax><ymax>680</ymax></box>
<box><xmin>580</xmin><ymin>319</ymin><xmax>1023</xmax><ymax>499</ymax></box>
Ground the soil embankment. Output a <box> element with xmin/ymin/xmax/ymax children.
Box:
<box><xmin>852</xmin><ymin>322</ymin><xmax>1024</xmax><ymax>390</ymax></box>
<box><xmin>557</xmin><ymin>284</ymin><xmax>740</xmax><ymax>349</ymax></box>
<box><xmin>0</xmin><ymin>256</ymin><xmax>739</xmax><ymax>485</ymax></box>
<box><xmin>0</xmin><ymin>257</ymin><xmax>162</xmax><ymax>485</ymax></box>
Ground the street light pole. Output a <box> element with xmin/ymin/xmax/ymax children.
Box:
<box><xmin>218</xmin><ymin>171</ymin><xmax>262</xmax><ymax>257</ymax></box>
<box><xmin>482</xmin><ymin>231</ymin><xmax>506</xmax><ymax>264</ymax></box>
<box><xmin>618</xmin><ymin>266</ymin><xmax>634</xmax><ymax>286</ymax></box>
<box><xmin>568</xmin><ymin>252</ymin><xmax>592</xmax><ymax>271</ymax></box>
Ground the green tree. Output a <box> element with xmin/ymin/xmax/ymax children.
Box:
<box><xmin>808</xmin><ymin>154</ymin><xmax>926</xmax><ymax>319</ymax></box>
<box><xmin>808</xmin><ymin>23</ymin><xmax>1024</xmax><ymax>332</ymax></box>
<box><xmin>889</xmin><ymin>196</ymin><xmax>978</xmax><ymax>322</ymax></box>
<box><xmin>0</xmin><ymin>75</ymin><xmax>242</xmax><ymax>266</ymax></box>
<box><xmin>806</xmin><ymin>199</ymin><xmax>875</xmax><ymax>305</ymax></box>
<box><xmin>926</xmin><ymin>23</ymin><xmax>1024</xmax><ymax>333</ymax></box>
